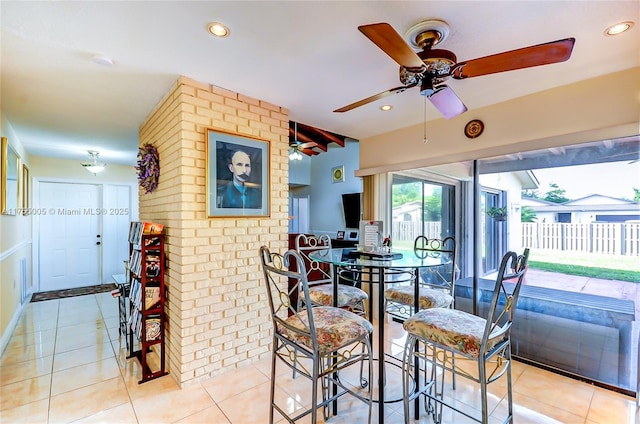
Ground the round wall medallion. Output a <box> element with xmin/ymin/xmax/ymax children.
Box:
<box><xmin>464</xmin><ymin>119</ymin><xmax>484</xmax><ymax>139</ymax></box>
<box><xmin>332</xmin><ymin>165</ymin><xmax>345</xmax><ymax>183</ymax></box>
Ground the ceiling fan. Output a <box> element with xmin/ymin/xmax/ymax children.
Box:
<box><xmin>334</xmin><ymin>20</ymin><xmax>575</xmax><ymax>119</ymax></box>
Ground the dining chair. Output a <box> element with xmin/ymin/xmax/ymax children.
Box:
<box><xmin>295</xmin><ymin>234</ymin><xmax>368</xmax><ymax>317</ymax></box>
<box><xmin>259</xmin><ymin>245</ymin><xmax>373</xmax><ymax>424</ymax></box>
<box><xmin>400</xmin><ymin>248</ymin><xmax>530</xmax><ymax>424</ymax></box>
<box><xmin>384</xmin><ymin>236</ymin><xmax>457</xmax><ymax>322</ymax></box>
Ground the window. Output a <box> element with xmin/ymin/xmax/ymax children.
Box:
<box><xmin>481</xmin><ymin>190</ymin><xmax>505</xmax><ymax>274</ymax></box>
<box><xmin>391</xmin><ymin>174</ymin><xmax>455</xmax><ymax>249</ymax></box>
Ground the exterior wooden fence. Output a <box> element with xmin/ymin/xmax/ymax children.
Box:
<box><xmin>522</xmin><ymin>222</ymin><xmax>640</xmax><ymax>256</ymax></box>
<box><xmin>394</xmin><ymin>221</ymin><xmax>640</xmax><ymax>256</ymax></box>
<box><xmin>392</xmin><ymin>221</ymin><xmax>441</xmax><ymax>242</ymax></box>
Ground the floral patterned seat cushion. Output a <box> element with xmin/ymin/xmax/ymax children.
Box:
<box><xmin>309</xmin><ymin>284</ymin><xmax>368</xmax><ymax>308</ymax></box>
<box><xmin>384</xmin><ymin>285</ymin><xmax>454</xmax><ymax>309</ymax></box>
<box><xmin>280</xmin><ymin>306</ymin><xmax>374</xmax><ymax>354</ymax></box>
<box><xmin>403</xmin><ymin>308</ymin><xmax>502</xmax><ymax>358</ymax></box>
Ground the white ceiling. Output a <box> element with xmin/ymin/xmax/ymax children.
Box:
<box><xmin>2</xmin><ymin>1</ymin><xmax>638</xmax><ymax>165</ymax></box>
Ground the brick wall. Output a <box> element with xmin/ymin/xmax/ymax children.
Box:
<box><xmin>139</xmin><ymin>76</ymin><xmax>289</xmax><ymax>386</ymax></box>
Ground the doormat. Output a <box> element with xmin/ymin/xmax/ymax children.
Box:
<box><xmin>30</xmin><ymin>283</ymin><xmax>116</xmax><ymax>302</ymax></box>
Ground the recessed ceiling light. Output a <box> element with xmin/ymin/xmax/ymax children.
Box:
<box><xmin>91</xmin><ymin>54</ymin><xmax>114</xmax><ymax>67</ymax></box>
<box><xmin>604</xmin><ymin>21</ymin><xmax>634</xmax><ymax>36</ymax></box>
<box><xmin>208</xmin><ymin>22</ymin><xmax>230</xmax><ymax>37</ymax></box>
<box><xmin>380</xmin><ymin>105</ymin><xmax>393</xmax><ymax>111</ymax></box>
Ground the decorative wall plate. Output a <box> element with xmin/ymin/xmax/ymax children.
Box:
<box><xmin>332</xmin><ymin>165</ymin><xmax>345</xmax><ymax>183</ymax></box>
<box><xmin>464</xmin><ymin>119</ymin><xmax>484</xmax><ymax>139</ymax></box>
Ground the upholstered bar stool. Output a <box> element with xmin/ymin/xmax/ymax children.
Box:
<box><xmin>401</xmin><ymin>249</ymin><xmax>529</xmax><ymax>424</ymax></box>
<box><xmin>384</xmin><ymin>236</ymin><xmax>457</xmax><ymax>322</ymax></box>
<box><xmin>295</xmin><ymin>234</ymin><xmax>368</xmax><ymax>316</ymax></box>
<box><xmin>259</xmin><ymin>246</ymin><xmax>373</xmax><ymax>424</ymax></box>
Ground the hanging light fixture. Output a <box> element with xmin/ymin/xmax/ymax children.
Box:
<box><xmin>289</xmin><ymin>122</ymin><xmax>303</xmax><ymax>160</ymax></box>
<box><xmin>289</xmin><ymin>145</ymin><xmax>303</xmax><ymax>161</ymax></box>
<box><xmin>81</xmin><ymin>150</ymin><xmax>107</xmax><ymax>174</ymax></box>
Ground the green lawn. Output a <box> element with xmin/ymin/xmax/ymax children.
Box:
<box><xmin>528</xmin><ymin>249</ymin><xmax>640</xmax><ymax>283</ymax></box>
<box><xmin>389</xmin><ymin>242</ymin><xmax>640</xmax><ymax>282</ymax></box>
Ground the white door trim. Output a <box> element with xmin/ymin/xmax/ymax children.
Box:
<box><xmin>32</xmin><ymin>177</ymin><xmax>137</xmax><ymax>292</ymax></box>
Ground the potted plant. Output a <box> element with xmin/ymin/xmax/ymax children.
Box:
<box><xmin>487</xmin><ymin>206</ymin><xmax>508</xmax><ymax>221</ymax></box>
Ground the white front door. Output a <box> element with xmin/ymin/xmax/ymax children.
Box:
<box><xmin>39</xmin><ymin>182</ymin><xmax>101</xmax><ymax>291</ymax></box>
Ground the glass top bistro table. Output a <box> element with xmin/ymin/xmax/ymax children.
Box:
<box><xmin>309</xmin><ymin>247</ymin><xmax>449</xmax><ymax>422</ymax></box>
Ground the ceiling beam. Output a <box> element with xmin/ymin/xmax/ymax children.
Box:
<box><xmin>289</xmin><ymin>120</ymin><xmax>356</xmax><ymax>156</ymax></box>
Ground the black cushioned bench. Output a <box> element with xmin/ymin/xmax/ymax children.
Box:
<box><xmin>454</xmin><ymin>277</ymin><xmax>636</xmax><ymax>391</ymax></box>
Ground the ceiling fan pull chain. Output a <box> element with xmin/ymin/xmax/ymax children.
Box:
<box><xmin>423</xmin><ymin>95</ymin><xmax>428</xmax><ymax>144</ymax></box>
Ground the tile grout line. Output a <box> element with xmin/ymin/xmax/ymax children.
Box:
<box><xmin>99</xmin><ymin>292</ymin><xmax>141</xmax><ymax>423</ymax></box>
<box><xmin>46</xmin><ymin>299</ymin><xmax>60</xmax><ymax>424</ymax></box>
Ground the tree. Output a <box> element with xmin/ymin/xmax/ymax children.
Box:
<box><xmin>423</xmin><ymin>194</ymin><xmax>442</xmax><ymax>221</ymax></box>
<box><xmin>543</xmin><ymin>183</ymin><xmax>570</xmax><ymax>203</ymax></box>
<box><xmin>633</xmin><ymin>188</ymin><xmax>640</xmax><ymax>202</ymax></box>
<box><xmin>521</xmin><ymin>205</ymin><xmax>537</xmax><ymax>222</ymax></box>
<box><xmin>392</xmin><ymin>182</ymin><xmax>421</xmax><ymax>207</ymax></box>
<box><xmin>522</xmin><ymin>189</ymin><xmax>540</xmax><ymax>199</ymax></box>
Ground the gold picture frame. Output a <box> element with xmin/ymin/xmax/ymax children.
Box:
<box><xmin>1</xmin><ymin>137</ymin><xmax>21</xmax><ymax>215</ymax></box>
<box><xmin>206</xmin><ymin>128</ymin><xmax>270</xmax><ymax>217</ymax></box>
<box><xmin>22</xmin><ymin>163</ymin><xmax>30</xmax><ymax>212</ymax></box>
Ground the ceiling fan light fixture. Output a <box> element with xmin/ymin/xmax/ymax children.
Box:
<box><xmin>81</xmin><ymin>150</ymin><xmax>107</xmax><ymax>174</ymax></box>
<box><xmin>207</xmin><ymin>22</ymin><xmax>230</xmax><ymax>37</ymax></box>
<box><xmin>289</xmin><ymin>145</ymin><xmax>303</xmax><ymax>161</ymax></box>
<box><xmin>604</xmin><ymin>21</ymin><xmax>634</xmax><ymax>36</ymax></box>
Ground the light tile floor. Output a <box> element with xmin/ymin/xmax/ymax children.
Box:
<box><xmin>0</xmin><ymin>292</ymin><xmax>638</xmax><ymax>424</ymax></box>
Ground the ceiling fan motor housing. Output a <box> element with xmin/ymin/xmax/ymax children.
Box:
<box><xmin>399</xmin><ymin>48</ymin><xmax>457</xmax><ymax>88</ymax></box>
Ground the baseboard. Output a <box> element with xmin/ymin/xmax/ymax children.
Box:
<box><xmin>0</xmin><ymin>292</ymin><xmax>32</xmax><ymax>357</ymax></box>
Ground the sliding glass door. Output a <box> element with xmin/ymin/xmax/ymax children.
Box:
<box><xmin>390</xmin><ymin>174</ymin><xmax>456</xmax><ymax>249</ymax></box>
<box><xmin>384</xmin><ymin>136</ymin><xmax>638</xmax><ymax>395</ymax></box>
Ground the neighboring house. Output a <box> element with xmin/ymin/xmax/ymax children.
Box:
<box><xmin>522</xmin><ymin>194</ymin><xmax>640</xmax><ymax>223</ymax></box>
<box><xmin>392</xmin><ymin>200</ymin><xmax>422</xmax><ymax>222</ymax></box>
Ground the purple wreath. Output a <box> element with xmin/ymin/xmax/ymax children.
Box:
<box><xmin>136</xmin><ymin>144</ymin><xmax>160</xmax><ymax>194</ymax></box>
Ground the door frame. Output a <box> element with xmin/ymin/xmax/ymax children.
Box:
<box><xmin>32</xmin><ymin>177</ymin><xmax>138</xmax><ymax>292</ymax></box>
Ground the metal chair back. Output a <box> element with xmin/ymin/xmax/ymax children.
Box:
<box><xmin>259</xmin><ymin>246</ymin><xmax>318</xmax><ymax>352</ymax></box>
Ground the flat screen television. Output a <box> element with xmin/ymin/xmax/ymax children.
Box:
<box><xmin>342</xmin><ymin>192</ymin><xmax>362</xmax><ymax>229</ymax></box>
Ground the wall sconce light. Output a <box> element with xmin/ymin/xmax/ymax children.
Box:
<box><xmin>81</xmin><ymin>150</ymin><xmax>107</xmax><ymax>174</ymax></box>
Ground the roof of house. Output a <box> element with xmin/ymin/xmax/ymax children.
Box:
<box><xmin>523</xmin><ymin>193</ymin><xmax>640</xmax><ymax>213</ymax></box>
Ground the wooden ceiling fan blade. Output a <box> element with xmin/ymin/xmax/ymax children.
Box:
<box><xmin>451</xmin><ymin>38</ymin><xmax>575</xmax><ymax>79</ymax></box>
<box><xmin>428</xmin><ymin>85</ymin><xmax>468</xmax><ymax>119</ymax></box>
<box><xmin>358</xmin><ymin>23</ymin><xmax>425</xmax><ymax>70</ymax></box>
<box><xmin>334</xmin><ymin>84</ymin><xmax>415</xmax><ymax>113</ymax></box>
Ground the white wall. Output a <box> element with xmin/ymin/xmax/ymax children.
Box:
<box><xmin>0</xmin><ymin>118</ymin><xmax>32</xmax><ymax>352</ymax></box>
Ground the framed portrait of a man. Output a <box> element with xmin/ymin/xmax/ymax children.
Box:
<box><xmin>206</xmin><ymin>128</ymin><xmax>270</xmax><ymax>217</ymax></box>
